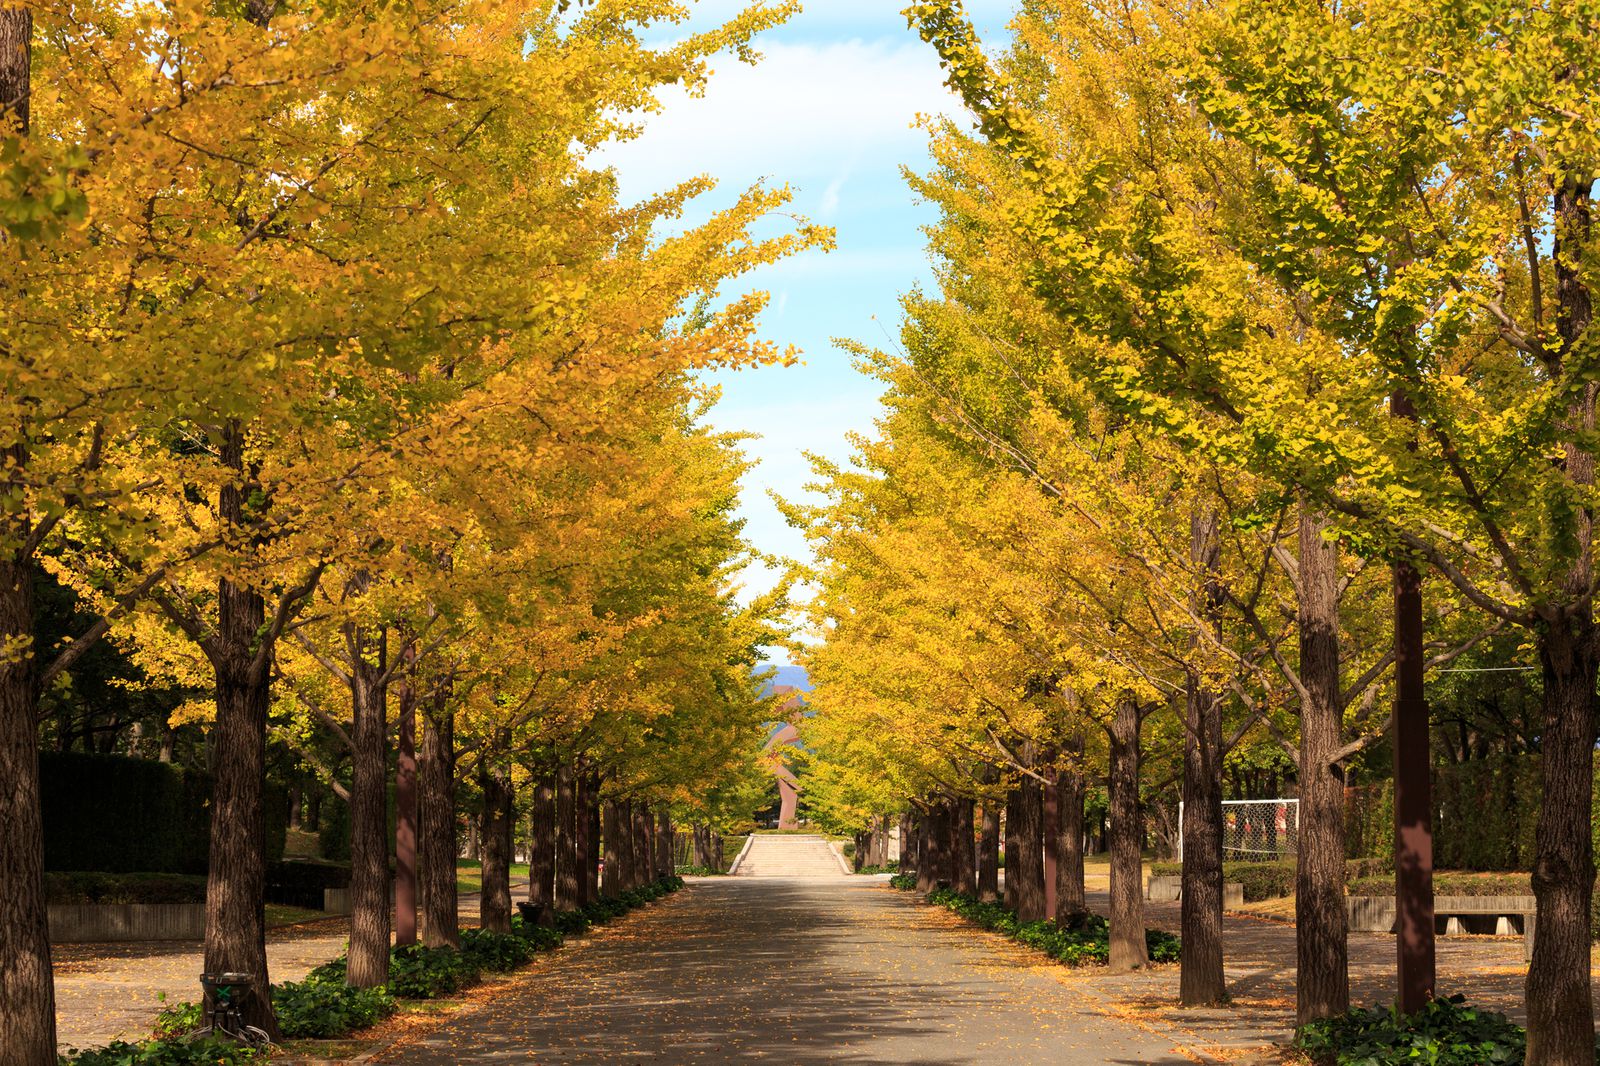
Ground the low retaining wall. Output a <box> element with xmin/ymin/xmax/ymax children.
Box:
<box><xmin>48</xmin><ymin>903</ymin><xmax>206</xmax><ymax>942</ymax></box>
<box><xmin>1346</xmin><ymin>894</ymin><xmax>1537</xmax><ymax>937</ymax></box>
<box><xmin>1145</xmin><ymin>875</ymin><xmax>1245</xmax><ymax>909</ymax></box>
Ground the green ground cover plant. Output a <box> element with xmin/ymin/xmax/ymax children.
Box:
<box><xmin>1294</xmin><ymin>995</ymin><xmax>1600</xmax><ymax>1065</ymax></box>
<box><xmin>61</xmin><ymin>1037</ymin><xmax>261</xmax><ymax>1065</ymax></box>
<box><xmin>923</xmin><ymin>887</ymin><xmax>1181</xmax><ymax>966</ymax></box>
<box><xmin>138</xmin><ymin>874</ymin><xmax>684</xmax><ymax>1060</ymax></box>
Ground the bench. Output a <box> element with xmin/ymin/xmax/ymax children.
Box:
<box><xmin>1347</xmin><ymin>894</ymin><xmax>1538</xmax><ymax>959</ymax></box>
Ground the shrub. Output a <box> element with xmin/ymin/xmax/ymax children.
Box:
<box><xmin>272</xmin><ymin>977</ymin><xmax>395</xmax><ymax>1038</ymax></box>
<box><xmin>308</xmin><ymin>945</ymin><xmax>481</xmax><ymax>999</ymax></box>
<box><xmin>460</xmin><ymin>928</ymin><xmax>536</xmax><ymax>972</ymax></box>
<box><xmin>889</xmin><ymin>873</ymin><xmax>917</xmax><ymax>890</ymax></box>
<box><xmin>676</xmin><ymin>864</ymin><xmax>723</xmax><ymax>876</ymax></box>
<box><xmin>62</xmin><ymin>1038</ymin><xmax>261</xmax><ymax>1065</ymax></box>
<box><xmin>45</xmin><ymin>872</ymin><xmax>207</xmax><ymax>906</ymax></box>
<box><xmin>386</xmin><ymin>945</ymin><xmax>480</xmax><ymax>998</ymax></box>
<box><xmin>854</xmin><ymin>864</ymin><xmax>897</xmax><ymax>875</ymax></box>
<box><xmin>1227</xmin><ymin>861</ymin><xmax>1295</xmax><ymax>901</ymax></box>
<box><xmin>40</xmin><ymin>752</ymin><xmax>287</xmax><ymax>874</ymax></box>
<box><xmin>1295</xmin><ymin>996</ymin><xmax>1551</xmax><ymax>1065</ymax></box>
<box><xmin>508</xmin><ymin>913</ymin><xmax>564</xmax><ymax>951</ymax></box>
<box><xmin>151</xmin><ymin>999</ymin><xmax>202</xmax><ymax>1040</ymax></box>
<box><xmin>923</xmin><ymin>888</ymin><xmax>1181</xmax><ymax>966</ymax></box>
<box><xmin>1350</xmin><ymin>872</ymin><xmax>1522</xmax><ymax>898</ymax></box>
<box><xmin>1148</xmin><ymin>861</ymin><xmax>1294</xmax><ymax>901</ymax></box>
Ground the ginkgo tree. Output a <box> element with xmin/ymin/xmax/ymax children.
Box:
<box><xmin>2</xmin><ymin>0</ymin><xmax>821</xmax><ymax>1055</ymax></box>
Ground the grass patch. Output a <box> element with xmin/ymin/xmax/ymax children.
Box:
<box><xmin>266</xmin><ymin>903</ymin><xmax>329</xmax><ymax>927</ymax></box>
<box><xmin>454</xmin><ymin>860</ymin><xmax>530</xmax><ymax>897</ymax></box>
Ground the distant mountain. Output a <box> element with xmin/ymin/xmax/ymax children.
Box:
<box><xmin>760</xmin><ymin>664</ymin><xmax>812</xmax><ymax>694</ymax></box>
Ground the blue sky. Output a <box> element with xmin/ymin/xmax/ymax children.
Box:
<box><xmin>599</xmin><ymin>1</ymin><xmax>1016</xmax><ymax>662</ymax></box>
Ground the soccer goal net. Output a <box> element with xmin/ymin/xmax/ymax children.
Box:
<box><xmin>1179</xmin><ymin>798</ymin><xmax>1299</xmax><ymax>862</ymax></box>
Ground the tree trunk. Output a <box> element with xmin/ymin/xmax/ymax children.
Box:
<box><xmin>978</xmin><ymin>801</ymin><xmax>1001</xmax><ymax>903</ymax></box>
<box><xmin>1107</xmin><ymin>699</ymin><xmax>1149</xmax><ymax>971</ymax></box>
<box><xmin>633</xmin><ymin>802</ymin><xmax>654</xmax><ymax>885</ymax></box>
<box><xmin>345</xmin><ymin>627</ymin><xmax>390</xmax><ymax>989</ymax></box>
<box><xmin>602</xmin><ymin>800</ymin><xmax>625</xmax><ymax>897</ymax></box>
<box><xmin>874</xmin><ymin>816</ymin><xmax>891</xmax><ymax>867</ymax></box>
<box><xmin>419</xmin><ymin>690</ymin><xmax>458</xmax><ymax>948</ymax></box>
<box><xmin>1295</xmin><ymin>506</ymin><xmax>1348</xmax><ymax>1021</ymax></box>
<box><xmin>899</xmin><ymin>811</ymin><xmax>916</xmax><ymax>875</ymax></box>
<box><xmin>199</xmin><ymin>484</ymin><xmax>281</xmax><ymax>1043</ymax></box>
<box><xmin>915</xmin><ymin>808</ymin><xmax>937</xmax><ymax>893</ymax></box>
<box><xmin>952</xmin><ymin>797</ymin><xmax>977</xmax><ymax>896</ymax></box>
<box><xmin>579</xmin><ymin>768</ymin><xmax>598</xmax><ymax>902</ymax></box>
<box><xmin>1055</xmin><ymin>738</ymin><xmax>1087</xmax><ymax>919</ymax></box>
<box><xmin>1007</xmin><ymin>774</ymin><xmax>1047</xmax><ymax>922</ymax></box>
<box><xmin>394</xmin><ymin>677</ymin><xmax>418</xmax><ymax>946</ymax></box>
<box><xmin>712</xmin><ymin>831</ymin><xmax>725</xmax><ymax>872</ymax></box>
<box><xmin>693</xmin><ymin>823</ymin><xmax>713</xmax><ymax>868</ymax></box>
<box><xmin>528</xmin><ymin>772</ymin><xmax>556</xmax><ymax>915</ymax></box>
<box><xmin>928</xmin><ymin>802</ymin><xmax>952</xmax><ymax>888</ymax></box>
<box><xmin>654</xmin><ymin>805</ymin><xmax>673</xmax><ymax>878</ymax></box>
<box><xmin>1526</xmin><ymin>624</ymin><xmax>1598</xmax><ymax>1065</ymax></box>
<box><xmin>0</xmin><ymin>466</ymin><xmax>56</xmax><ymax>1061</ymax></box>
<box><xmin>554</xmin><ymin>762</ymin><xmax>579</xmax><ymax>911</ymax></box>
<box><xmin>618</xmin><ymin>799</ymin><xmax>638</xmax><ymax>888</ymax></box>
<box><xmin>583</xmin><ymin>774</ymin><xmax>602</xmax><ymax>905</ymax></box>
<box><xmin>1526</xmin><ymin>172</ymin><xmax>1598</xmax><ymax>1066</ymax></box>
<box><xmin>478</xmin><ymin>751</ymin><xmax>513</xmax><ymax>934</ymax></box>
<box><xmin>1180</xmin><ymin>498</ymin><xmax>1227</xmax><ymax>1005</ymax></box>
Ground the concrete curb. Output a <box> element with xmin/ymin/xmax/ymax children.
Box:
<box><xmin>827</xmin><ymin>840</ymin><xmax>854</xmax><ymax>875</ymax></box>
<box><xmin>726</xmin><ymin>834</ymin><xmax>757</xmax><ymax>876</ymax></box>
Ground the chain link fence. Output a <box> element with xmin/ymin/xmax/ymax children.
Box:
<box><xmin>1180</xmin><ymin>798</ymin><xmax>1298</xmax><ymax>862</ymax></box>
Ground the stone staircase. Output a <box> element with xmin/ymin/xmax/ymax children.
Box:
<box><xmin>733</xmin><ymin>834</ymin><xmax>849</xmax><ymax>878</ymax></box>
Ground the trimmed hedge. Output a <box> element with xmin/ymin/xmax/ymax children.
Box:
<box><xmin>44</xmin><ymin>871</ymin><xmax>207</xmax><ymax>905</ymax></box>
<box><xmin>1148</xmin><ymin>860</ymin><xmax>1295</xmax><ymax>902</ymax></box>
<box><xmin>923</xmin><ymin>887</ymin><xmax>1182</xmax><ymax>965</ymax></box>
<box><xmin>40</xmin><ymin>751</ymin><xmax>287</xmax><ymax>875</ymax></box>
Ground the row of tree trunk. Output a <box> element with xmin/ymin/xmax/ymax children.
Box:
<box><xmin>895</xmin><ymin>738</ymin><xmax>1153</xmax><ymax>972</ymax></box>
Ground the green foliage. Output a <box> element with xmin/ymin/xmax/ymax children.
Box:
<box><xmin>150</xmin><ymin>1000</ymin><xmax>202</xmax><ymax>1040</ymax></box>
<box><xmin>459</xmin><ymin>928</ymin><xmax>537</xmax><ymax>972</ymax></box>
<box><xmin>675</xmin><ymin>864</ymin><xmax>725</xmax><ymax>876</ymax></box>
<box><xmin>317</xmin><ymin>788</ymin><xmax>395</xmax><ymax>864</ymax></box>
<box><xmin>854</xmin><ymin>864</ymin><xmax>898</xmax><ymax>875</ymax></box>
<box><xmin>889</xmin><ymin>873</ymin><xmax>917</xmax><ymax>890</ymax></box>
<box><xmin>60</xmin><ymin>1038</ymin><xmax>260</xmax><ymax>1066</ymax></box>
<box><xmin>386</xmin><ymin>946</ymin><xmax>481</xmax><ymax>999</ymax></box>
<box><xmin>39</xmin><ymin>752</ymin><xmax>285</xmax><ymax>874</ymax></box>
<box><xmin>1347</xmin><ymin>758</ymin><xmax>1558</xmax><ymax>873</ymax></box>
<box><xmin>1294</xmin><ymin>995</ymin><xmax>1597</xmax><ymax>1065</ymax></box>
<box><xmin>45</xmin><ymin>872</ymin><xmax>206</xmax><ymax>905</ymax></box>
<box><xmin>272</xmin><ymin>979</ymin><xmax>395</xmax><ymax>1039</ymax></box>
<box><xmin>924</xmin><ymin>888</ymin><xmax>1181</xmax><ymax>966</ymax></box>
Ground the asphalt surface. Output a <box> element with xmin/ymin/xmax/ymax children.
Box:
<box><xmin>379</xmin><ymin>877</ymin><xmax>1199</xmax><ymax>1065</ymax></box>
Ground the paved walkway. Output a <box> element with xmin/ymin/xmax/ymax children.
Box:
<box><xmin>52</xmin><ymin>884</ymin><xmax>515</xmax><ymax>1052</ymax></box>
<box><xmin>380</xmin><ymin>877</ymin><xmax>1203</xmax><ymax>1065</ymax></box>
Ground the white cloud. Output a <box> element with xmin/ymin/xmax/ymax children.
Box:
<box><xmin>595</xmin><ymin>39</ymin><xmax>967</xmax><ymax>203</ymax></box>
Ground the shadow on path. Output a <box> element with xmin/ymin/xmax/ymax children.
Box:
<box><xmin>380</xmin><ymin>878</ymin><xmax>1196</xmax><ymax>1065</ymax></box>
